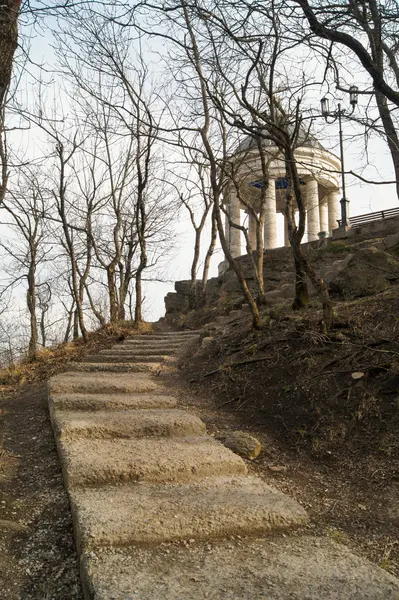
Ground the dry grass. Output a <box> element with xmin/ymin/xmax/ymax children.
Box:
<box><xmin>0</xmin><ymin>320</ymin><xmax>153</xmax><ymax>389</ymax></box>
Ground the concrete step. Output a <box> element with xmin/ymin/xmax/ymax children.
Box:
<box><xmin>84</xmin><ymin>354</ymin><xmax>167</xmax><ymax>363</ymax></box>
<box><xmin>71</xmin><ymin>476</ymin><xmax>308</xmax><ymax>549</ymax></box>
<box><xmin>80</xmin><ymin>536</ymin><xmax>399</xmax><ymax>600</ymax></box>
<box><xmin>59</xmin><ymin>436</ymin><xmax>246</xmax><ymax>487</ymax></box>
<box><xmin>53</xmin><ymin>409</ymin><xmax>206</xmax><ymax>440</ymax></box>
<box><xmin>102</xmin><ymin>347</ymin><xmax>177</xmax><ymax>356</ymax></box>
<box><xmin>122</xmin><ymin>339</ymin><xmax>196</xmax><ymax>347</ymax></box>
<box><xmin>65</xmin><ymin>362</ymin><xmax>161</xmax><ymax>373</ymax></box>
<box><xmin>51</xmin><ymin>393</ymin><xmax>178</xmax><ymax>412</ymax></box>
<box><xmin>49</xmin><ymin>373</ymin><xmax>161</xmax><ymax>395</ymax></box>
<box><xmin>118</xmin><ymin>342</ymin><xmax>186</xmax><ymax>354</ymax></box>
<box><xmin>124</xmin><ymin>335</ymin><xmax>199</xmax><ymax>343</ymax></box>
<box><xmin>138</xmin><ymin>331</ymin><xmax>201</xmax><ymax>338</ymax></box>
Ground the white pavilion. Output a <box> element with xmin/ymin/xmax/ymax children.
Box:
<box><xmin>223</xmin><ymin>131</ymin><xmax>342</xmax><ymax>257</ymax></box>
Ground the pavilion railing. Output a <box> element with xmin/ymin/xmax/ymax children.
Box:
<box><xmin>338</xmin><ymin>207</ymin><xmax>399</xmax><ymax>228</ymax></box>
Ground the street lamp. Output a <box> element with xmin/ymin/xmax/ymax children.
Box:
<box><xmin>320</xmin><ymin>86</ymin><xmax>358</xmax><ymax>228</ymax></box>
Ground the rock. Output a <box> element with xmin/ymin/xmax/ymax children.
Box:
<box><xmin>327</xmin><ymin>247</ymin><xmax>399</xmax><ymax>299</ymax></box>
<box><xmin>265</xmin><ymin>284</ymin><xmax>295</xmax><ymax>303</ymax></box>
<box><xmin>175</xmin><ymin>280</ymin><xmax>202</xmax><ymax>296</ymax></box>
<box><xmin>374</xmin><ymin>233</ymin><xmax>399</xmax><ymax>251</ymax></box>
<box><xmin>164</xmin><ymin>292</ymin><xmax>189</xmax><ymax>314</ymax></box>
<box><xmin>351</xmin><ymin>372</ymin><xmax>365</xmax><ymax>380</ymax></box>
<box><xmin>222</xmin><ymin>431</ymin><xmax>262</xmax><ymax>460</ymax></box>
<box><xmin>201</xmin><ymin>337</ymin><xmax>214</xmax><ymax>349</ymax></box>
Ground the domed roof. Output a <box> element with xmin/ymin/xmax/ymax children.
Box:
<box><xmin>233</xmin><ymin>123</ymin><xmax>325</xmax><ymax>155</ymax></box>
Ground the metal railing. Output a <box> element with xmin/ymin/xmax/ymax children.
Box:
<box><xmin>338</xmin><ymin>207</ymin><xmax>399</xmax><ymax>228</ymax></box>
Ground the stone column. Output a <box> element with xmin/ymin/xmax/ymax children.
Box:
<box><xmin>327</xmin><ymin>189</ymin><xmax>341</xmax><ymax>231</ymax></box>
<box><xmin>306</xmin><ymin>179</ymin><xmax>320</xmax><ymax>242</ymax></box>
<box><xmin>319</xmin><ymin>199</ymin><xmax>329</xmax><ymax>234</ymax></box>
<box><xmin>228</xmin><ymin>194</ymin><xmax>241</xmax><ymax>258</ymax></box>
<box><xmin>264</xmin><ymin>179</ymin><xmax>277</xmax><ymax>249</ymax></box>
<box><xmin>248</xmin><ymin>212</ymin><xmax>257</xmax><ymax>251</ymax></box>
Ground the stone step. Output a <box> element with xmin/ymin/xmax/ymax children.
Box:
<box><xmin>140</xmin><ymin>331</ymin><xmax>201</xmax><ymax>337</ymax></box>
<box><xmin>53</xmin><ymin>409</ymin><xmax>206</xmax><ymax>440</ymax></box>
<box><xmin>103</xmin><ymin>347</ymin><xmax>177</xmax><ymax>355</ymax></box>
<box><xmin>71</xmin><ymin>476</ymin><xmax>308</xmax><ymax>550</ymax></box>
<box><xmin>80</xmin><ymin>536</ymin><xmax>399</xmax><ymax>600</ymax></box>
<box><xmin>84</xmin><ymin>354</ymin><xmax>167</xmax><ymax>363</ymax></box>
<box><xmin>59</xmin><ymin>436</ymin><xmax>246</xmax><ymax>487</ymax></box>
<box><xmin>124</xmin><ymin>335</ymin><xmax>199</xmax><ymax>343</ymax></box>
<box><xmin>49</xmin><ymin>373</ymin><xmax>160</xmax><ymax>395</ymax></box>
<box><xmin>122</xmin><ymin>338</ymin><xmax>196</xmax><ymax>346</ymax></box>
<box><xmin>118</xmin><ymin>345</ymin><xmax>185</xmax><ymax>353</ymax></box>
<box><xmin>51</xmin><ymin>393</ymin><xmax>178</xmax><ymax>412</ymax></box>
<box><xmin>65</xmin><ymin>362</ymin><xmax>160</xmax><ymax>373</ymax></box>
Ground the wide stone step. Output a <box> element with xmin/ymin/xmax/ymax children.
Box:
<box><xmin>102</xmin><ymin>347</ymin><xmax>177</xmax><ymax>356</ymax></box>
<box><xmin>49</xmin><ymin>373</ymin><xmax>160</xmax><ymax>395</ymax></box>
<box><xmin>84</xmin><ymin>354</ymin><xmax>166</xmax><ymax>363</ymax></box>
<box><xmin>51</xmin><ymin>393</ymin><xmax>177</xmax><ymax>412</ymax></box>
<box><xmin>59</xmin><ymin>436</ymin><xmax>246</xmax><ymax>487</ymax></box>
<box><xmin>71</xmin><ymin>476</ymin><xmax>308</xmax><ymax>550</ymax></box>
<box><xmin>81</xmin><ymin>536</ymin><xmax>399</xmax><ymax>600</ymax></box>
<box><xmin>135</xmin><ymin>331</ymin><xmax>201</xmax><ymax>339</ymax></box>
<box><xmin>124</xmin><ymin>336</ymin><xmax>199</xmax><ymax>344</ymax></box>
<box><xmin>65</xmin><ymin>362</ymin><xmax>160</xmax><ymax>373</ymax></box>
<box><xmin>53</xmin><ymin>409</ymin><xmax>206</xmax><ymax>440</ymax></box>
<box><xmin>122</xmin><ymin>339</ymin><xmax>193</xmax><ymax>347</ymax></box>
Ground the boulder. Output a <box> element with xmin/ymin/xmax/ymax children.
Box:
<box><xmin>175</xmin><ymin>280</ymin><xmax>202</xmax><ymax>296</ymax></box>
<box><xmin>164</xmin><ymin>292</ymin><xmax>189</xmax><ymax>314</ymax></box>
<box><xmin>327</xmin><ymin>247</ymin><xmax>399</xmax><ymax>299</ymax></box>
<box><xmin>265</xmin><ymin>283</ymin><xmax>295</xmax><ymax>303</ymax></box>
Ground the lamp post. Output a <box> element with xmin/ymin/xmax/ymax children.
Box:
<box><xmin>320</xmin><ymin>86</ymin><xmax>358</xmax><ymax>228</ymax></box>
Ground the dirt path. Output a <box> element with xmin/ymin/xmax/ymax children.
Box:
<box><xmin>0</xmin><ymin>383</ymin><xmax>82</xmax><ymax>599</ymax></box>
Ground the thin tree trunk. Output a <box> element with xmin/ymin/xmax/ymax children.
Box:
<box><xmin>64</xmin><ymin>300</ymin><xmax>75</xmax><ymax>343</ymax></box>
<box><xmin>26</xmin><ymin>263</ymin><xmax>38</xmax><ymax>360</ymax></box>
<box><xmin>201</xmin><ymin>208</ymin><xmax>217</xmax><ymax>299</ymax></box>
<box><xmin>134</xmin><ymin>271</ymin><xmax>143</xmax><ymax>324</ymax></box>
<box><xmin>107</xmin><ymin>266</ymin><xmax>119</xmax><ymax>322</ymax></box>
<box><xmin>285</xmin><ymin>148</ymin><xmax>334</xmax><ymax>328</ymax></box>
<box><xmin>84</xmin><ymin>283</ymin><xmax>106</xmax><ymax>328</ymax></box>
<box><xmin>73</xmin><ymin>309</ymin><xmax>79</xmax><ymax>340</ymax></box>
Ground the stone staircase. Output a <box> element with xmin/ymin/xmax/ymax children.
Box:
<box><xmin>48</xmin><ymin>331</ymin><xmax>399</xmax><ymax>599</ymax></box>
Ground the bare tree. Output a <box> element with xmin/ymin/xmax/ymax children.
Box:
<box><xmin>174</xmin><ymin>151</ymin><xmax>215</xmax><ymax>307</ymax></box>
<box><xmin>0</xmin><ymin>167</ymin><xmax>50</xmax><ymax>359</ymax></box>
<box><xmin>292</xmin><ymin>0</ymin><xmax>399</xmax><ymax>199</ymax></box>
<box><xmin>132</xmin><ymin>0</ymin><xmax>335</xmax><ymax>326</ymax></box>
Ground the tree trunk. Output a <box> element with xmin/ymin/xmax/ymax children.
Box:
<box><xmin>292</xmin><ymin>255</ymin><xmax>309</xmax><ymax>310</ymax></box>
<box><xmin>40</xmin><ymin>311</ymin><xmax>46</xmax><ymax>349</ymax></box>
<box><xmin>214</xmin><ymin>197</ymin><xmax>263</xmax><ymax>329</ymax></box>
<box><xmin>0</xmin><ymin>0</ymin><xmax>20</xmax><ymax>109</ymax></box>
<box><xmin>134</xmin><ymin>270</ymin><xmax>143</xmax><ymax>324</ymax></box>
<box><xmin>284</xmin><ymin>147</ymin><xmax>334</xmax><ymax>328</ymax></box>
<box><xmin>375</xmin><ymin>91</ymin><xmax>399</xmax><ymax>201</ymax></box>
<box><xmin>73</xmin><ymin>310</ymin><xmax>79</xmax><ymax>340</ymax></box>
<box><xmin>107</xmin><ymin>266</ymin><xmax>119</xmax><ymax>322</ymax></box>
<box><xmin>201</xmin><ymin>208</ymin><xmax>217</xmax><ymax>299</ymax></box>
<box><xmin>85</xmin><ymin>283</ymin><xmax>106</xmax><ymax>328</ymax></box>
<box><xmin>64</xmin><ymin>300</ymin><xmax>75</xmax><ymax>343</ymax></box>
<box><xmin>26</xmin><ymin>264</ymin><xmax>38</xmax><ymax>360</ymax></box>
